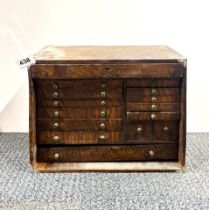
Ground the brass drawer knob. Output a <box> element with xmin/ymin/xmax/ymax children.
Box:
<box><xmin>101</xmin><ymin>83</ymin><xmax>106</xmax><ymax>89</ymax></box>
<box><xmin>53</xmin><ymin>101</ymin><xmax>59</xmax><ymax>107</ymax></box>
<box><xmin>101</xmin><ymin>111</ymin><xmax>106</xmax><ymax>118</ymax></box>
<box><xmin>53</xmin><ymin>135</ymin><xmax>60</xmax><ymax>143</ymax></box>
<box><xmin>53</xmin><ymin>92</ymin><xmax>59</xmax><ymax>98</ymax></box>
<box><xmin>54</xmin><ymin>153</ymin><xmax>60</xmax><ymax>160</ymax></box>
<box><xmin>137</xmin><ymin>127</ymin><xmax>143</xmax><ymax>133</ymax></box>
<box><xmin>53</xmin><ymin>122</ymin><xmax>59</xmax><ymax>129</ymax></box>
<box><xmin>151</xmin><ymin>96</ymin><xmax>157</xmax><ymax>103</ymax></box>
<box><xmin>152</xmin><ymin>89</ymin><xmax>157</xmax><ymax>95</ymax></box>
<box><xmin>151</xmin><ymin>104</ymin><xmax>157</xmax><ymax>111</ymax></box>
<box><xmin>163</xmin><ymin>126</ymin><xmax>169</xmax><ymax>132</ymax></box>
<box><xmin>99</xmin><ymin>134</ymin><xmax>105</xmax><ymax>140</ymax></box>
<box><xmin>100</xmin><ymin>123</ymin><xmax>106</xmax><ymax>130</ymax></box>
<box><xmin>101</xmin><ymin>91</ymin><xmax>106</xmax><ymax>98</ymax></box>
<box><xmin>151</xmin><ymin>114</ymin><xmax>156</xmax><ymax>120</ymax></box>
<box><xmin>149</xmin><ymin>150</ymin><xmax>155</xmax><ymax>157</ymax></box>
<box><xmin>101</xmin><ymin>100</ymin><xmax>106</xmax><ymax>106</ymax></box>
<box><xmin>52</xmin><ymin>84</ymin><xmax>58</xmax><ymax>89</ymax></box>
<box><xmin>53</xmin><ymin>111</ymin><xmax>59</xmax><ymax>118</ymax></box>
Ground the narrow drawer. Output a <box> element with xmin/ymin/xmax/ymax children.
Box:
<box><xmin>127</xmin><ymin>79</ymin><xmax>181</xmax><ymax>87</ymax></box>
<box><xmin>153</xmin><ymin>121</ymin><xmax>179</xmax><ymax>141</ymax></box>
<box><xmin>127</xmin><ymin>112</ymin><xmax>180</xmax><ymax>121</ymax></box>
<box><xmin>37</xmin><ymin>99</ymin><xmax>121</xmax><ymax>108</ymax></box>
<box><xmin>36</xmin><ymin>89</ymin><xmax>122</xmax><ymax>100</ymax></box>
<box><xmin>35</xmin><ymin>79</ymin><xmax>122</xmax><ymax>90</ymax></box>
<box><xmin>37</xmin><ymin>144</ymin><xmax>178</xmax><ymax>162</ymax></box>
<box><xmin>36</xmin><ymin>119</ymin><xmax>123</xmax><ymax>131</ymax></box>
<box><xmin>37</xmin><ymin>107</ymin><xmax>122</xmax><ymax>119</ymax></box>
<box><xmin>127</xmin><ymin>88</ymin><xmax>180</xmax><ymax>96</ymax></box>
<box><xmin>37</xmin><ymin>131</ymin><xmax>123</xmax><ymax>144</ymax></box>
<box><xmin>127</xmin><ymin>103</ymin><xmax>180</xmax><ymax>112</ymax></box>
<box><xmin>127</xmin><ymin>95</ymin><xmax>180</xmax><ymax>103</ymax></box>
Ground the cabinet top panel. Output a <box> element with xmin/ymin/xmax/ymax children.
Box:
<box><xmin>34</xmin><ymin>45</ymin><xmax>186</xmax><ymax>64</ymax></box>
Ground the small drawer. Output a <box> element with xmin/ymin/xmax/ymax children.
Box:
<box><xmin>125</xmin><ymin>121</ymin><xmax>152</xmax><ymax>143</ymax></box>
<box><xmin>36</xmin><ymin>119</ymin><xmax>123</xmax><ymax>131</ymax></box>
<box><xmin>127</xmin><ymin>79</ymin><xmax>181</xmax><ymax>87</ymax></box>
<box><xmin>35</xmin><ymin>79</ymin><xmax>122</xmax><ymax>90</ymax></box>
<box><xmin>37</xmin><ymin>99</ymin><xmax>121</xmax><ymax>108</ymax></box>
<box><xmin>127</xmin><ymin>112</ymin><xmax>180</xmax><ymax>121</ymax></box>
<box><xmin>37</xmin><ymin>131</ymin><xmax>123</xmax><ymax>144</ymax></box>
<box><xmin>127</xmin><ymin>95</ymin><xmax>180</xmax><ymax>103</ymax></box>
<box><xmin>36</xmin><ymin>89</ymin><xmax>122</xmax><ymax>100</ymax></box>
<box><xmin>37</xmin><ymin>144</ymin><xmax>178</xmax><ymax>162</ymax></box>
<box><xmin>37</xmin><ymin>107</ymin><xmax>122</xmax><ymax>119</ymax></box>
<box><xmin>153</xmin><ymin>121</ymin><xmax>179</xmax><ymax>141</ymax></box>
<box><xmin>127</xmin><ymin>103</ymin><xmax>180</xmax><ymax>112</ymax></box>
<box><xmin>127</xmin><ymin>88</ymin><xmax>180</xmax><ymax>96</ymax></box>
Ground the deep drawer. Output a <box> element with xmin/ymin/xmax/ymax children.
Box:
<box><xmin>36</xmin><ymin>119</ymin><xmax>123</xmax><ymax>131</ymax></box>
<box><xmin>127</xmin><ymin>79</ymin><xmax>181</xmax><ymax>87</ymax></box>
<box><xmin>37</xmin><ymin>144</ymin><xmax>178</xmax><ymax>162</ymax></box>
<box><xmin>37</xmin><ymin>131</ymin><xmax>123</xmax><ymax>144</ymax></box>
<box><xmin>37</xmin><ymin>107</ymin><xmax>122</xmax><ymax>119</ymax></box>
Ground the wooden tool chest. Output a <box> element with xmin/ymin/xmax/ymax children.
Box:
<box><xmin>28</xmin><ymin>46</ymin><xmax>186</xmax><ymax>172</ymax></box>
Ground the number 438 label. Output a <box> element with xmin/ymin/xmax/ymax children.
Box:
<box><xmin>19</xmin><ymin>56</ymin><xmax>36</xmax><ymax>69</ymax></box>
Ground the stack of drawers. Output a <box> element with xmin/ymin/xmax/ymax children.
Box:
<box><xmin>35</xmin><ymin>79</ymin><xmax>124</xmax><ymax>162</ymax></box>
<box><xmin>126</xmin><ymin>79</ymin><xmax>181</xmax><ymax>159</ymax></box>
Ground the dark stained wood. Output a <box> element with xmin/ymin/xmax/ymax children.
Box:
<box><xmin>28</xmin><ymin>45</ymin><xmax>186</xmax><ymax>172</ymax></box>
<box><xmin>127</xmin><ymin>103</ymin><xmax>180</xmax><ymax>112</ymax></box>
<box><xmin>36</xmin><ymin>119</ymin><xmax>123</xmax><ymax>131</ymax></box>
<box><xmin>37</xmin><ymin>144</ymin><xmax>178</xmax><ymax>162</ymax></box>
<box><xmin>30</xmin><ymin>63</ymin><xmax>184</xmax><ymax>79</ymax></box>
<box><xmin>35</xmin><ymin>79</ymin><xmax>122</xmax><ymax>89</ymax></box>
<box><xmin>127</xmin><ymin>79</ymin><xmax>181</xmax><ymax>87</ymax></box>
<box><xmin>36</xmin><ymin>89</ymin><xmax>122</xmax><ymax>100</ymax></box>
<box><xmin>37</xmin><ymin>131</ymin><xmax>123</xmax><ymax>144</ymax></box>
<box><xmin>127</xmin><ymin>95</ymin><xmax>180</xmax><ymax>103</ymax></box>
<box><xmin>152</xmin><ymin>121</ymin><xmax>179</xmax><ymax>141</ymax></box>
<box><xmin>37</xmin><ymin>99</ymin><xmax>121</xmax><ymax>108</ymax></box>
<box><xmin>127</xmin><ymin>112</ymin><xmax>180</xmax><ymax>121</ymax></box>
<box><xmin>127</xmin><ymin>88</ymin><xmax>180</xmax><ymax>96</ymax></box>
<box><xmin>37</xmin><ymin>107</ymin><xmax>122</xmax><ymax>119</ymax></box>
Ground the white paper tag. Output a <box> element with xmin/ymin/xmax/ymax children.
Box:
<box><xmin>19</xmin><ymin>56</ymin><xmax>36</xmax><ymax>69</ymax></box>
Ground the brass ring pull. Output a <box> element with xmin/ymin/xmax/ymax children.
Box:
<box><xmin>99</xmin><ymin>134</ymin><xmax>105</xmax><ymax>140</ymax></box>
<box><xmin>53</xmin><ymin>111</ymin><xmax>59</xmax><ymax>118</ymax></box>
<box><xmin>53</xmin><ymin>136</ymin><xmax>60</xmax><ymax>143</ymax></box>
<box><xmin>152</xmin><ymin>89</ymin><xmax>157</xmax><ymax>95</ymax></box>
<box><xmin>151</xmin><ymin>104</ymin><xmax>157</xmax><ymax>111</ymax></box>
<box><xmin>101</xmin><ymin>100</ymin><xmax>106</xmax><ymax>106</ymax></box>
<box><xmin>163</xmin><ymin>126</ymin><xmax>169</xmax><ymax>132</ymax></box>
<box><xmin>101</xmin><ymin>111</ymin><xmax>106</xmax><ymax>118</ymax></box>
<box><xmin>151</xmin><ymin>114</ymin><xmax>156</xmax><ymax>120</ymax></box>
<box><xmin>151</xmin><ymin>96</ymin><xmax>157</xmax><ymax>103</ymax></box>
<box><xmin>100</xmin><ymin>123</ymin><xmax>106</xmax><ymax>130</ymax></box>
<box><xmin>100</xmin><ymin>91</ymin><xmax>106</xmax><ymax>98</ymax></box>
<box><xmin>137</xmin><ymin>127</ymin><xmax>143</xmax><ymax>133</ymax></box>
<box><xmin>53</xmin><ymin>122</ymin><xmax>59</xmax><ymax>129</ymax></box>
<box><xmin>52</xmin><ymin>84</ymin><xmax>58</xmax><ymax>89</ymax></box>
<box><xmin>53</xmin><ymin>101</ymin><xmax>59</xmax><ymax>107</ymax></box>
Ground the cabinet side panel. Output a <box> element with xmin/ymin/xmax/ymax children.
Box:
<box><xmin>178</xmin><ymin>65</ymin><xmax>187</xmax><ymax>166</ymax></box>
<box><xmin>28</xmin><ymin>68</ymin><xmax>37</xmax><ymax>167</ymax></box>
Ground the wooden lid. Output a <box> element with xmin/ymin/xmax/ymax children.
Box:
<box><xmin>34</xmin><ymin>45</ymin><xmax>186</xmax><ymax>64</ymax></box>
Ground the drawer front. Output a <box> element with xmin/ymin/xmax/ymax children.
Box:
<box><xmin>36</xmin><ymin>89</ymin><xmax>122</xmax><ymax>100</ymax></box>
<box><xmin>37</xmin><ymin>107</ymin><xmax>122</xmax><ymax>119</ymax></box>
<box><xmin>125</xmin><ymin>121</ymin><xmax>152</xmax><ymax>142</ymax></box>
<box><xmin>127</xmin><ymin>79</ymin><xmax>181</xmax><ymax>87</ymax></box>
<box><xmin>37</xmin><ymin>99</ymin><xmax>121</xmax><ymax>108</ymax></box>
<box><xmin>36</xmin><ymin>119</ymin><xmax>123</xmax><ymax>131</ymax></box>
<box><xmin>153</xmin><ymin>121</ymin><xmax>179</xmax><ymax>141</ymax></box>
<box><xmin>127</xmin><ymin>95</ymin><xmax>180</xmax><ymax>103</ymax></box>
<box><xmin>127</xmin><ymin>88</ymin><xmax>180</xmax><ymax>96</ymax></box>
<box><xmin>37</xmin><ymin>131</ymin><xmax>123</xmax><ymax>144</ymax></box>
<box><xmin>37</xmin><ymin>144</ymin><xmax>178</xmax><ymax>162</ymax></box>
<box><xmin>127</xmin><ymin>103</ymin><xmax>180</xmax><ymax>112</ymax></box>
<box><xmin>127</xmin><ymin>112</ymin><xmax>180</xmax><ymax>121</ymax></box>
<box><xmin>35</xmin><ymin>79</ymin><xmax>122</xmax><ymax>90</ymax></box>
